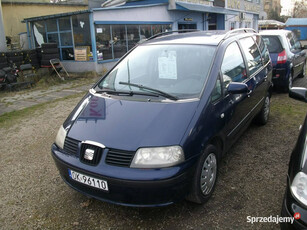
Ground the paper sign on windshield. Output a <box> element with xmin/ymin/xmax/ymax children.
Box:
<box><xmin>158</xmin><ymin>51</ymin><xmax>177</xmax><ymax>79</ymax></box>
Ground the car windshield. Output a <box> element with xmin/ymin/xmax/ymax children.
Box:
<box><xmin>97</xmin><ymin>44</ymin><xmax>216</xmax><ymax>100</ymax></box>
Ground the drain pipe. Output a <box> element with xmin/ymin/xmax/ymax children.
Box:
<box><xmin>0</xmin><ymin>0</ymin><xmax>7</xmax><ymax>52</ymax></box>
<box><xmin>169</xmin><ymin>0</ymin><xmax>176</xmax><ymax>10</ymax></box>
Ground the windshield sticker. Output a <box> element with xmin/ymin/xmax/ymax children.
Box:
<box><xmin>158</xmin><ymin>50</ymin><xmax>177</xmax><ymax>79</ymax></box>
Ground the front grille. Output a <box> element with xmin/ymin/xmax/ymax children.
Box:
<box><xmin>106</xmin><ymin>149</ymin><xmax>135</xmax><ymax>167</ymax></box>
<box><xmin>63</xmin><ymin>137</ymin><xmax>80</xmax><ymax>155</ymax></box>
<box><xmin>80</xmin><ymin>143</ymin><xmax>103</xmax><ymax>165</ymax></box>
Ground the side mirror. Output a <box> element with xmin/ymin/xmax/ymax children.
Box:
<box><xmin>227</xmin><ymin>82</ymin><xmax>249</xmax><ymax>94</ymax></box>
<box><xmin>289</xmin><ymin>87</ymin><xmax>307</xmax><ymax>103</ymax></box>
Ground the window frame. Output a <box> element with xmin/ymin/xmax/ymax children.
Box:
<box><xmin>238</xmin><ymin>36</ymin><xmax>264</xmax><ymax>77</ymax></box>
<box><xmin>220</xmin><ymin>41</ymin><xmax>249</xmax><ymax>95</ymax></box>
<box><xmin>95</xmin><ymin>23</ymin><xmax>173</xmax><ymax>63</ymax></box>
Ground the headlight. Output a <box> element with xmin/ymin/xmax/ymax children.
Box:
<box><xmin>55</xmin><ymin>125</ymin><xmax>67</xmax><ymax>149</ymax></box>
<box><xmin>291</xmin><ymin>172</ymin><xmax>307</xmax><ymax>206</ymax></box>
<box><xmin>130</xmin><ymin>146</ymin><xmax>184</xmax><ymax>168</ymax></box>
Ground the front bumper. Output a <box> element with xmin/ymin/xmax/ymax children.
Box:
<box><xmin>51</xmin><ymin>144</ymin><xmax>196</xmax><ymax>207</ymax></box>
<box><xmin>281</xmin><ymin>186</ymin><xmax>307</xmax><ymax>229</ymax></box>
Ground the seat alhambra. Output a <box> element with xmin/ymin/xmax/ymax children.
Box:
<box><xmin>52</xmin><ymin>29</ymin><xmax>273</xmax><ymax>207</ymax></box>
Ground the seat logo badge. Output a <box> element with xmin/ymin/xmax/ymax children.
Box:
<box><xmin>84</xmin><ymin>149</ymin><xmax>95</xmax><ymax>161</ymax></box>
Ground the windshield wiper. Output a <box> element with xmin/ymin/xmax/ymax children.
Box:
<box><xmin>118</xmin><ymin>82</ymin><xmax>178</xmax><ymax>101</ymax></box>
<box><xmin>94</xmin><ymin>89</ymin><xmax>159</xmax><ymax>98</ymax></box>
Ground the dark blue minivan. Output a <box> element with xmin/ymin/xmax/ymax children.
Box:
<box><xmin>52</xmin><ymin>29</ymin><xmax>273</xmax><ymax>207</ymax></box>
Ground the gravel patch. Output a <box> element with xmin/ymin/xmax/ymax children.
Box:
<box><xmin>1</xmin><ymin>79</ymin><xmax>307</xmax><ymax>229</ymax></box>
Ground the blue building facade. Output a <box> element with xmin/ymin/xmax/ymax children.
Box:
<box><xmin>23</xmin><ymin>0</ymin><xmax>262</xmax><ymax>73</ymax></box>
<box><xmin>285</xmin><ymin>18</ymin><xmax>307</xmax><ymax>41</ymax></box>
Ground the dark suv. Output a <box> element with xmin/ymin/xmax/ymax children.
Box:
<box><xmin>260</xmin><ymin>30</ymin><xmax>306</xmax><ymax>92</ymax></box>
<box><xmin>52</xmin><ymin>29</ymin><xmax>273</xmax><ymax>207</ymax></box>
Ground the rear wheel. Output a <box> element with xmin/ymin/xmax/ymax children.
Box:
<box><xmin>254</xmin><ymin>93</ymin><xmax>270</xmax><ymax>125</ymax></box>
<box><xmin>283</xmin><ymin>72</ymin><xmax>292</xmax><ymax>93</ymax></box>
<box><xmin>299</xmin><ymin>62</ymin><xmax>306</xmax><ymax>78</ymax></box>
<box><xmin>186</xmin><ymin>145</ymin><xmax>219</xmax><ymax>204</ymax></box>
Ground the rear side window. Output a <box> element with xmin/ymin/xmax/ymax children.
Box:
<box><xmin>286</xmin><ymin>32</ymin><xmax>296</xmax><ymax>50</ymax></box>
<box><xmin>240</xmin><ymin>37</ymin><xmax>263</xmax><ymax>75</ymax></box>
<box><xmin>262</xmin><ymin>36</ymin><xmax>283</xmax><ymax>53</ymax></box>
<box><xmin>254</xmin><ymin>35</ymin><xmax>270</xmax><ymax>65</ymax></box>
<box><xmin>221</xmin><ymin>42</ymin><xmax>247</xmax><ymax>89</ymax></box>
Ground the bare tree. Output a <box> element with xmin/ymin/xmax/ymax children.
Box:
<box><xmin>292</xmin><ymin>0</ymin><xmax>307</xmax><ymax>18</ymax></box>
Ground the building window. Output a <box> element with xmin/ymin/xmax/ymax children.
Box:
<box><xmin>230</xmin><ymin>22</ymin><xmax>235</xmax><ymax>30</ymax></box>
<box><xmin>95</xmin><ymin>24</ymin><xmax>172</xmax><ymax>61</ymax></box>
<box><xmin>72</xmin><ymin>13</ymin><xmax>92</xmax><ymax>61</ymax></box>
<box><xmin>112</xmin><ymin>25</ymin><xmax>127</xmax><ymax>59</ymax></box>
<box><xmin>33</xmin><ymin>21</ymin><xmax>46</xmax><ymax>47</ymax></box>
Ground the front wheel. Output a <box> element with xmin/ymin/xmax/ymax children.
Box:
<box><xmin>254</xmin><ymin>94</ymin><xmax>270</xmax><ymax>125</ymax></box>
<box><xmin>186</xmin><ymin>145</ymin><xmax>219</xmax><ymax>204</ymax></box>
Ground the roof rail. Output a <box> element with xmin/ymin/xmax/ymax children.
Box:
<box><xmin>223</xmin><ymin>28</ymin><xmax>257</xmax><ymax>39</ymax></box>
<box><xmin>143</xmin><ymin>29</ymin><xmax>200</xmax><ymax>42</ymax></box>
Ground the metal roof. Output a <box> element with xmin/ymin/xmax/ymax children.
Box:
<box><xmin>92</xmin><ymin>0</ymin><xmax>168</xmax><ymax>11</ymax></box>
<box><xmin>259</xmin><ymin>29</ymin><xmax>290</xmax><ymax>35</ymax></box>
<box><xmin>286</xmin><ymin>18</ymin><xmax>307</xmax><ymax>26</ymax></box>
<box><xmin>258</xmin><ymin>20</ymin><xmax>285</xmax><ymax>26</ymax></box>
<box><xmin>123</xmin><ymin>0</ymin><xmax>168</xmax><ymax>6</ymax></box>
<box><xmin>22</xmin><ymin>10</ymin><xmax>91</xmax><ymax>23</ymax></box>
<box><xmin>174</xmin><ymin>2</ymin><xmax>239</xmax><ymax>15</ymax></box>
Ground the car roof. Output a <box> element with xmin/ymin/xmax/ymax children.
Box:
<box><xmin>259</xmin><ymin>29</ymin><xmax>291</xmax><ymax>36</ymax></box>
<box><xmin>141</xmin><ymin>29</ymin><xmax>257</xmax><ymax>46</ymax></box>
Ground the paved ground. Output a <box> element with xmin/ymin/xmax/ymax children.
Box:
<box><xmin>0</xmin><ymin>78</ymin><xmax>98</xmax><ymax>116</ymax></box>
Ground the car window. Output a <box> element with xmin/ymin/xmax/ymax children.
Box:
<box><xmin>254</xmin><ymin>35</ymin><xmax>270</xmax><ymax>65</ymax></box>
<box><xmin>221</xmin><ymin>42</ymin><xmax>247</xmax><ymax>92</ymax></box>
<box><xmin>287</xmin><ymin>32</ymin><xmax>296</xmax><ymax>50</ymax></box>
<box><xmin>240</xmin><ymin>37</ymin><xmax>263</xmax><ymax>75</ymax></box>
<box><xmin>98</xmin><ymin>44</ymin><xmax>216</xmax><ymax>100</ymax></box>
<box><xmin>262</xmin><ymin>36</ymin><xmax>283</xmax><ymax>53</ymax></box>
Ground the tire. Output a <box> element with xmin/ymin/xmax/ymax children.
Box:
<box><xmin>41</xmin><ymin>48</ymin><xmax>59</xmax><ymax>54</ymax></box>
<box><xmin>7</xmin><ymin>56</ymin><xmax>23</xmax><ymax>62</ymax></box>
<box><xmin>186</xmin><ymin>144</ymin><xmax>219</xmax><ymax>204</ymax></box>
<box><xmin>6</xmin><ymin>73</ymin><xmax>17</xmax><ymax>83</ymax></box>
<box><xmin>6</xmin><ymin>51</ymin><xmax>23</xmax><ymax>57</ymax></box>
<box><xmin>40</xmin><ymin>60</ymin><xmax>52</xmax><ymax>66</ymax></box>
<box><xmin>41</xmin><ymin>43</ymin><xmax>58</xmax><ymax>49</ymax></box>
<box><xmin>24</xmin><ymin>53</ymin><xmax>38</xmax><ymax>60</ymax></box>
<box><xmin>30</xmin><ymin>59</ymin><xmax>39</xmax><ymax>65</ymax></box>
<box><xmin>42</xmin><ymin>53</ymin><xmax>59</xmax><ymax>60</ymax></box>
<box><xmin>283</xmin><ymin>72</ymin><xmax>293</xmax><ymax>93</ymax></box>
<box><xmin>0</xmin><ymin>63</ymin><xmax>9</xmax><ymax>69</ymax></box>
<box><xmin>0</xmin><ymin>56</ymin><xmax>7</xmax><ymax>63</ymax></box>
<box><xmin>299</xmin><ymin>61</ymin><xmax>306</xmax><ymax>78</ymax></box>
<box><xmin>254</xmin><ymin>93</ymin><xmax>270</xmax><ymax>125</ymax></box>
<box><xmin>23</xmin><ymin>49</ymin><xmax>36</xmax><ymax>55</ymax></box>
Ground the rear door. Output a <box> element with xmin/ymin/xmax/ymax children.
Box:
<box><xmin>238</xmin><ymin>36</ymin><xmax>267</xmax><ymax>116</ymax></box>
<box><xmin>287</xmin><ymin>32</ymin><xmax>305</xmax><ymax>77</ymax></box>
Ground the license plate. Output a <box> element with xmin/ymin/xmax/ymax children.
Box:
<box><xmin>68</xmin><ymin>169</ymin><xmax>108</xmax><ymax>191</ymax></box>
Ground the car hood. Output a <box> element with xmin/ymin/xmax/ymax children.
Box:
<box><xmin>67</xmin><ymin>94</ymin><xmax>199</xmax><ymax>151</ymax></box>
